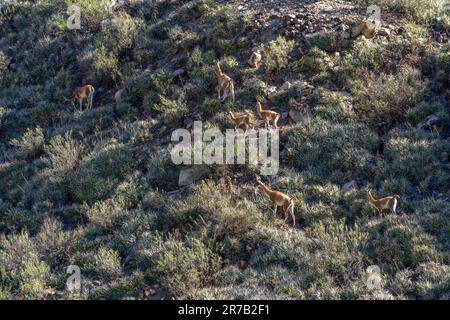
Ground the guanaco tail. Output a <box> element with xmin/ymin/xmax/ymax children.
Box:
<box><xmin>256</xmin><ymin>177</ymin><xmax>295</xmax><ymax>227</ymax></box>
<box><xmin>256</xmin><ymin>102</ymin><xmax>280</xmax><ymax>129</ymax></box>
<box><xmin>367</xmin><ymin>191</ymin><xmax>400</xmax><ymax>216</ymax></box>
<box><xmin>215</xmin><ymin>62</ymin><xmax>235</xmax><ymax>103</ymax></box>
<box><xmin>66</xmin><ymin>84</ymin><xmax>95</xmax><ymax>111</ymax></box>
<box><xmin>229</xmin><ymin>110</ymin><xmax>253</xmax><ymax>131</ymax></box>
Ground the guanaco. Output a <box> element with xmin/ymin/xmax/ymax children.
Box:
<box><xmin>66</xmin><ymin>85</ymin><xmax>95</xmax><ymax>111</ymax></box>
<box><xmin>256</xmin><ymin>177</ymin><xmax>295</xmax><ymax>227</ymax></box>
<box><xmin>229</xmin><ymin>111</ymin><xmax>253</xmax><ymax>131</ymax></box>
<box><xmin>256</xmin><ymin>102</ymin><xmax>280</xmax><ymax>129</ymax></box>
<box><xmin>215</xmin><ymin>62</ymin><xmax>235</xmax><ymax>103</ymax></box>
<box><xmin>248</xmin><ymin>50</ymin><xmax>262</xmax><ymax>69</ymax></box>
<box><xmin>367</xmin><ymin>191</ymin><xmax>400</xmax><ymax>216</ymax></box>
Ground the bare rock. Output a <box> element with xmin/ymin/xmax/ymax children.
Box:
<box><xmin>289</xmin><ymin>106</ymin><xmax>310</xmax><ymax>123</ymax></box>
<box><xmin>342</xmin><ymin>180</ymin><xmax>358</xmax><ymax>195</ymax></box>
<box><xmin>172</xmin><ymin>68</ymin><xmax>185</xmax><ymax>77</ymax></box>
<box><xmin>279</xmin><ymin>81</ymin><xmax>292</xmax><ymax>91</ymax></box>
<box><xmin>114</xmin><ymin>89</ymin><xmax>124</xmax><ymax>104</ymax></box>
<box><xmin>178</xmin><ymin>165</ymin><xmax>209</xmax><ymax>188</ymax></box>
<box><xmin>351</xmin><ymin>20</ymin><xmax>366</xmax><ymax>38</ymax></box>
<box><xmin>377</xmin><ymin>27</ymin><xmax>391</xmax><ymax>37</ymax></box>
<box><xmin>248</xmin><ymin>50</ymin><xmax>262</xmax><ymax>68</ymax></box>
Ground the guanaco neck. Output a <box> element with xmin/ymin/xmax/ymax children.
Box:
<box><xmin>367</xmin><ymin>191</ymin><xmax>376</xmax><ymax>203</ymax></box>
<box><xmin>257</xmin><ymin>180</ymin><xmax>272</xmax><ymax>196</ymax></box>
<box><xmin>215</xmin><ymin>63</ymin><xmax>223</xmax><ymax>77</ymax></box>
<box><xmin>257</xmin><ymin>102</ymin><xmax>263</xmax><ymax>114</ymax></box>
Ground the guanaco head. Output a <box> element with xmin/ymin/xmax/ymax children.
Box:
<box><xmin>228</xmin><ymin>110</ymin><xmax>235</xmax><ymax>119</ymax></box>
<box><xmin>394</xmin><ymin>195</ymin><xmax>400</xmax><ymax>199</ymax></box>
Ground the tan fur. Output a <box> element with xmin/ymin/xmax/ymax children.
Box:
<box><xmin>257</xmin><ymin>177</ymin><xmax>295</xmax><ymax>227</ymax></box>
<box><xmin>229</xmin><ymin>111</ymin><xmax>253</xmax><ymax>131</ymax></box>
<box><xmin>66</xmin><ymin>85</ymin><xmax>95</xmax><ymax>111</ymax></box>
<box><xmin>215</xmin><ymin>62</ymin><xmax>235</xmax><ymax>103</ymax></box>
<box><xmin>367</xmin><ymin>191</ymin><xmax>400</xmax><ymax>216</ymax></box>
<box><xmin>256</xmin><ymin>102</ymin><xmax>280</xmax><ymax>129</ymax></box>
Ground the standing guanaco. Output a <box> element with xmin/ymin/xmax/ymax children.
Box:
<box><xmin>256</xmin><ymin>102</ymin><xmax>280</xmax><ymax>129</ymax></box>
<box><xmin>256</xmin><ymin>177</ymin><xmax>295</xmax><ymax>227</ymax></box>
<box><xmin>229</xmin><ymin>111</ymin><xmax>253</xmax><ymax>131</ymax></box>
<box><xmin>215</xmin><ymin>62</ymin><xmax>235</xmax><ymax>103</ymax></box>
<box><xmin>367</xmin><ymin>191</ymin><xmax>400</xmax><ymax>216</ymax></box>
<box><xmin>66</xmin><ymin>84</ymin><xmax>95</xmax><ymax>111</ymax></box>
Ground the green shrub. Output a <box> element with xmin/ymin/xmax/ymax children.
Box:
<box><xmin>94</xmin><ymin>247</ymin><xmax>122</xmax><ymax>280</ymax></box>
<box><xmin>262</xmin><ymin>36</ymin><xmax>295</xmax><ymax>73</ymax></box>
<box><xmin>0</xmin><ymin>231</ymin><xmax>50</xmax><ymax>299</ymax></box>
<box><xmin>99</xmin><ymin>12</ymin><xmax>138</xmax><ymax>54</ymax></box>
<box><xmin>68</xmin><ymin>142</ymin><xmax>134</xmax><ymax>203</ymax></box>
<box><xmin>383</xmin><ymin>128</ymin><xmax>447</xmax><ymax>188</ymax></box>
<box><xmin>352</xmin><ymin>68</ymin><xmax>425</xmax><ymax>132</ymax></box>
<box><xmin>10</xmin><ymin>127</ymin><xmax>44</xmax><ymax>159</ymax></box>
<box><xmin>43</xmin><ymin>131</ymin><xmax>85</xmax><ymax>177</ymax></box>
<box><xmin>86</xmin><ymin>196</ymin><xmax>127</xmax><ymax>232</ymax></box>
<box><xmin>153</xmin><ymin>235</ymin><xmax>222</xmax><ymax>297</ymax></box>
<box><xmin>284</xmin><ymin>119</ymin><xmax>379</xmax><ymax>183</ymax></box>
<box><xmin>366</xmin><ymin>217</ymin><xmax>441</xmax><ymax>273</ymax></box>
<box><xmin>161</xmin><ymin>181</ymin><xmax>261</xmax><ymax>238</ymax></box>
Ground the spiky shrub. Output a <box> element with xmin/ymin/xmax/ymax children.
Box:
<box><xmin>10</xmin><ymin>127</ymin><xmax>45</xmax><ymax>159</ymax></box>
<box><xmin>43</xmin><ymin>131</ymin><xmax>85</xmax><ymax>178</ymax></box>
<box><xmin>204</xmin><ymin>5</ymin><xmax>253</xmax><ymax>54</ymax></box>
<box><xmin>262</xmin><ymin>36</ymin><xmax>295</xmax><ymax>73</ymax></box>
<box><xmin>68</xmin><ymin>142</ymin><xmax>134</xmax><ymax>204</ymax></box>
<box><xmin>160</xmin><ymin>180</ymin><xmax>261</xmax><ymax>238</ymax></box>
<box><xmin>93</xmin><ymin>247</ymin><xmax>122</xmax><ymax>280</ymax></box>
<box><xmin>383</xmin><ymin>128</ymin><xmax>448</xmax><ymax>190</ymax></box>
<box><xmin>0</xmin><ymin>231</ymin><xmax>50</xmax><ymax>299</ymax></box>
<box><xmin>152</xmin><ymin>235</ymin><xmax>222</xmax><ymax>297</ymax></box>
<box><xmin>366</xmin><ymin>217</ymin><xmax>441</xmax><ymax>274</ymax></box>
<box><xmin>99</xmin><ymin>11</ymin><xmax>138</xmax><ymax>54</ymax></box>
<box><xmin>284</xmin><ymin>118</ymin><xmax>379</xmax><ymax>183</ymax></box>
<box><xmin>352</xmin><ymin>68</ymin><xmax>425</xmax><ymax>132</ymax></box>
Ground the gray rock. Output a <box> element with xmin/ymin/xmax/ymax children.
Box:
<box><xmin>172</xmin><ymin>68</ymin><xmax>186</xmax><ymax>77</ymax></box>
<box><xmin>342</xmin><ymin>180</ymin><xmax>358</xmax><ymax>195</ymax></box>
<box><xmin>179</xmin><ymin>165</ymin><xmax>209</xmax><ymax>188</ymax></box>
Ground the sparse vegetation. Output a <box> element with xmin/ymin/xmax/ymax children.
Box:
<box><xmin>0</xmin><ymin>0</ymin><xmax>448</xmax><ymax>300</ymax></box>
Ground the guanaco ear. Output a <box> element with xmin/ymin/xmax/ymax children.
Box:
<box><xmin>214</xmin><ymin>63</ymin><xmax>222</xmax><ymax>77</ymax></box>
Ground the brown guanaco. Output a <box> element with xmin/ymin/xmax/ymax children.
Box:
<box><xmin>66</xmin><ymin>84</ymin><xmax>95</xmax><ymax>111</ymax></box>
<box><xmin>367</xmin><ymin>191</ymin><xmax>400</xmax><ymax>216</ymax></box>
<box><xmin>215</xmin><ymin>62</ymin><xmax>235</xmax><ymax>103</ymax></box>
<box><xmin>256</xmin><ymin>102</ymin><xmax>280</xmax><ymax>129</ymax></box>
<box><xmin>256</xmin><ymin>177</ymin><xmax>295</xmax><ymax>227</ymax></box>
<box><xmin>229</xmin><ymin>111</ymin><xmax>253</xmax><ymax>131</ymax></box>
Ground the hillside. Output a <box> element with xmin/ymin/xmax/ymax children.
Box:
<box><xmin>0</xmin><ymin>0</ymin><xmax>449</xmax><ymax>300</ymax></box>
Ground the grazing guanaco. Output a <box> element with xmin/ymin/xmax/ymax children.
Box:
<box><xmin>367</xmin><ymin>191</ymin><xmax>400</xmax><ymax>216</ymax></box>
<box><xmin>66</xmin><ymin>84</ymin><xmax>95</xmax><ymax>111</ymax></box>
<box><xmin>215</xmin><ymin>62</ymin><xmax>235</xmax><ymax>103</ymax></box>
<box><xmin>256</xmin><ymin>102</ymin><xmax>280</xmax><ymax>129</ymax></box>
<box><xmin>256</xmin><ymin>177</ymin><xmax>295</xmax><ymax>227</ymax></box>
<box><xmin>248</xmin><ymin>50</ymin><xmax>262</xmax><ymax>69</ymax></box>
<box><xmin>229</xmin><ymin>110</ymin><xmax>253</xmax><ymax>131</ymax></box>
